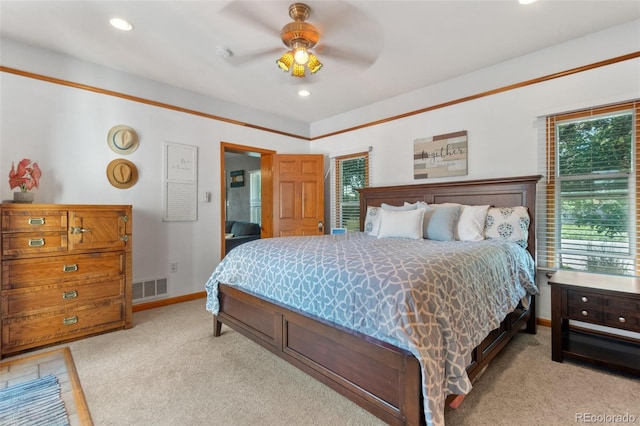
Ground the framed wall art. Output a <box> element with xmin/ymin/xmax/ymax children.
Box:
<box><xmin>413</xmin><ymin>130</ymin><xmax>468</xmax><ymax>179</ymax></box>
<box><xmin>230</xmin><ymin>170</ymin><xmax>244</xmax><ymax>187</ymax></box>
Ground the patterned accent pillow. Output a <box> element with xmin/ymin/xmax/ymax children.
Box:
<box><xmin>485</xmin><ymin>206</ymin><xmax>530</xmax><ymax>248</ymax></box>
<box><xmin>364</xmin><ymin>206</ymin><xmax>382</xmax><ymax>235</ymax></box>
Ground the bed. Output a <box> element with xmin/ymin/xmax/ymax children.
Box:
<box><xmin>205</xmin><ymin>175</ymin><xmax>541</xmax><ymax>426</ymax></box>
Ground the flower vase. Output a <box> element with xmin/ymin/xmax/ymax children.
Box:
<box><xmin>13</xmin><ymin>191</ymin><xmax>34</xmax><ymax>204</ymax></box>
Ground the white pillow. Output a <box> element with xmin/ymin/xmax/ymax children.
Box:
<box><xmin>485</xmin><ymin>206</ymin><xmax>530</xmax><ymax>248</ymax></box>
<box><xmin>377</xmin><ymin>209</ymin><xmax>425</xmax><ymax>239</ymax></box>
<box><xmin>381</xmin><ymin>202</ymin><xmax>416</xmax><ymax>211</ymax></box>
<box><xmin>456</xmin><ymin>204</ymin><xmax>490</xmax><ymax>241</ymax></box>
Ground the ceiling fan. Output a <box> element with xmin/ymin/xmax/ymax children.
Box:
<box><xmin>221</xmin><ymin>1</ymin><xmax>382</xmax><ymax>78</ymax></box>
<box><xmin>275</xmin><ymin>3</ymin><xmax>322</xmax><ymax>77</ymax></box>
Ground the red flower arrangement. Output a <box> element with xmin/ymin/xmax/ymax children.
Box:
<box><xmin>9</xmin><ymin>159</ymin><xmax>42</xmax><ymax>192</ymax></box>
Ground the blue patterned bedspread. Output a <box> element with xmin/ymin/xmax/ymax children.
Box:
<box><xmin>205</xmin><ymin>232</ymin><xmax>537</xmax><ymax>426</ymax></box>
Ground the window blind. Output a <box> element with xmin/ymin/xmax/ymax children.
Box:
<box><xmin>332</xmin><ymin>151</ymin><xmax>370</xmax><ymax>231</ymax></box>
<box><xmin>537</xmin><ymin>100</ymin><xmax>639</xmax><ymax>277</ymax></box>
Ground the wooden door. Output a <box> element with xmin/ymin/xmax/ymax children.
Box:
<box><xmin>272</xmin><ymin>154</ymin><xmax>324</xmax><ymax>237</ymax></box>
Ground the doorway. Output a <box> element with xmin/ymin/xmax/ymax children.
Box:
<box><xmin>220</xmin><ymin>142</ymin><xmax>275</xmax><ymax>258</ymax></box>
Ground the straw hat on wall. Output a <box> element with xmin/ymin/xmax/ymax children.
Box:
<box><xmin>107</xmin><ymin>125</ymin><xmax>139</xmax><ymax>155</ymax></box>
<box><xmin>106</xmin><ymin>159</ymin><xmax>138</xmax><ymax>189</ymax></box>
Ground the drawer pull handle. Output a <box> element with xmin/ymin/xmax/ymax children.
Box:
<box><xmin>618</xmin><ymin>316</ymin><xmax>626</xmax><ymax>324</ymax></box>
<box><xmin>581</xmin><ymin>296</ymin><xmax>588</xmax><ymax>303</ymax></box>
<box><xmin>120</xmin><ymin>235</ymin><xmax>129</xmax><ymax>242</ymax></box>
<box><xmin>63</xmin><ymin>264</ymin><xmax>78</xmax><ymax>272</ymax></box>
<box><xmin>62</xmin><ymin>290</ymin><xmax>78</xmax><ymax>299</ymax></box>
<box><xmin>581</xmin><ymin>310</ymin><xmax>589</xmax><ymax>316</ymax></box>
<box><xmin>70</xmin><ymin>227</ymin><xmax>91</xmax><ymax>234</ymax></box>
<box><xmin>28</xmin><ymin>217</ymin><xmax>45</xmax><ymax>225</ymax></box>
<box><xmin>28</xmin><ymin>238</ymin><xmax>45</xmax><ymax>247</ymax></box>
<box><xmin>63</xmin><ymin>316</ymin><xmax>78</xmax><ymax>325</ymax></box>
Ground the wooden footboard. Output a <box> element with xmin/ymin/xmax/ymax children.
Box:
<box><xmin>214</xmin><ymin>284</ymin><xmax>423</xmax><ymax>425</ymax></box>
<box><xmin>214</xmin><ymin>283</ymin><xmax>535</xmax><ymax>426</ymax></box>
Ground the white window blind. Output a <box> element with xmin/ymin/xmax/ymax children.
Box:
<box><xmin>331</xmin><ymin>151</ymin><xmax>370</xmax><ymax>231</ymax></box>
<box><xmin>537</xmin><ymin>100</ymin><xmax>639</xmax><ymax>277</ymax></box>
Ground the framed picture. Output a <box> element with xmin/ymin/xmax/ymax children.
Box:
<box><xmin>413</xmin><ymin>130</ymin><xmax>468</xmax><ymax>179</ymax></box>
<box><xmin>230</xmin><ymin>170</ymin><xmax>244</xmax><ymax>187</ymax></box>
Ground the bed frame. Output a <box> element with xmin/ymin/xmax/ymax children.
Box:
<box><xmin>212</xmin><ymin>175</ymin><xmax>541</xmax><ymax>425</ymax></box>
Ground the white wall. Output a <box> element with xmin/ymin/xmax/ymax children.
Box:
<box><xmin>0</xmin><ymin>53</ymin><xmax>310</xmax><ymax>301</ymax></box>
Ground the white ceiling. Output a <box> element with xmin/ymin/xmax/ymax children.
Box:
<box><xmin>1</xmin><ymin>1</ymin><xmax>639</xmax><ymax>125</ymax></box>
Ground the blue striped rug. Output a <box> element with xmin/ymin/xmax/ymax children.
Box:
<box><xmin>0</xmin><ymin>374</ymin><xmax>69</xmax><ymax>426</ymax></box>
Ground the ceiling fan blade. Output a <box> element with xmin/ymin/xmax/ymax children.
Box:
<box><xmin>219</xmin><ymin>1</ymin><xmax>281</xmax><ymax>37</ymax></box>
<box><xmin>315</xmin><ymin>44</ymin><xmax>376</xmax><ymax>69</ymax></box>
<box><xmin>227</xmin><ymin>46</ymin><xmax>284</xmax><ymax>67</ymax></box>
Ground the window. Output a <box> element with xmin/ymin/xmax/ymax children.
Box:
<box><xmin>248</xmin><ymin>169</ymin><xmax>261</xmax><ymax>225</ymax></box>
<box><xmin>539</xmin><ymin>101</ymin><xmax>638</xmax><ymax>276</ymax></box>
<box><xmin>332</xmin><ymin>151</ymin><xmax>370</xmax><ymax>232</ymax></box>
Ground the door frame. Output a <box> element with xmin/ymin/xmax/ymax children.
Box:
<box><xmin>220</xmin><ymin>142</ymin><xmax>275</xmax><ymax>258</ymax></box>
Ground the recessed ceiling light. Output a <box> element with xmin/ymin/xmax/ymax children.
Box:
<box><xmin>518</xmin><ymin>0</ymin><xmax>537</xmax><ymax>4</ymax></box>
<box><xmin>110</xmin><ymin>17</ymin><xmax>133</xmax><ymax>31</ymax></box>
<box><xmin>298</xmin><ymin>90</ymin><xmax>311</xmax><ymax>97</ymax></box>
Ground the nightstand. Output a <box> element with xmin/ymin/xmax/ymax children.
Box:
<box><xmin>549</xmin><ymin>270</ymin><xmax>640</xmax><ymax>375</ymax></box>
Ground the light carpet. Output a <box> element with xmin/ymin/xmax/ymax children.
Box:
<box><xmin>17</xmin><ymin>299</ymin><xmax>639</xmax><ymax>425</ymax></box>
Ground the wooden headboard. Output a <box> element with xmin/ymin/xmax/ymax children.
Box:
<box><xmin>358</xmin><ymin>175</ymin><xmax>542</xmax><ymax>259</ymax></box>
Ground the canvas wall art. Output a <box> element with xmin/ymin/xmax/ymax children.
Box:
<box><xmin>413</xmin><ymin>130</ymin><xmax>468</xmax><ymax>179</ymax></box>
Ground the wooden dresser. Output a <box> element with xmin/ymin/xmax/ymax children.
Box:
<box><xmin>1</xmin><ymin>203</ymin><xmax>132</xmax><ymax>358</ymax></box>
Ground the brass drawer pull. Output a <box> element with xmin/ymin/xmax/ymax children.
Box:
<box><xmin>581</xmin><ymin>310</ymin><xmax>589</xmax><ymax>316</ymax></box>
<box><xmin>63</xmin><ymin>264</ymin><xmax>78</xmax><ymax>272</ymax></box>
<box><xmin>62</xmin><ymin>290</ymin><xmax>78</xmax><ymax>299</ymax></box>
<box><xmin>70</xmin><ymin>227</ymin><xmax>91</xmax><ymax>234</ymax></box>
<box><xmin>581</xmin><ymin>296</ymin><xmax>588</xmax><ymax>303</ymax></box>
<box><xmin>63</xmin><ymin>316</ymin><xmax>78</xmax><ymax>325</ymax></box>
<box><xmin>28</xmin><ymin>238</ymin><xmax>45</xmax><ymax>247</ymax></box>
<box><xmin>28</xmin><ymin>217</ymin><xmax>45</xmax><ymax>225</ymax></box>
<box><xmin>618</xmin><ymin>316</ymin><xmax>626</xmax><ymax>324</ymax></box>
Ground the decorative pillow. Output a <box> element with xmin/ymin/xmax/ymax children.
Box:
<box><xmin>419</xmin><ymin>204</ymin><xmax>461</xmax><ymax>241</ymax></box>
<box><xmin>364</xmin><ymin>206</ymin><xmax>382</xmax><ymax>236</ymax></box>
<box><xmin>381</xmin><ymin>202</ymin><xmax>416</xmax><ymax>211</ymax></box>
<box><xmin>485</xmin><ymin>206</ymin><xmax>530</xmax><ymax>248</ymax></box>
<box><xmin>377</xmin><ymin>209</ymin><xmax>425</xmax><ymax>239</ymax></box>
<box><xmin>447</xmin><ymin>204</ymin><xmax>490</xmax><ymax>241</ymax></box>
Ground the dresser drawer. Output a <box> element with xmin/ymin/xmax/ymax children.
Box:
<box><xmin>2</xmin><ymin>210</ymin><xmax>67</xmax><ymax>233</ymax></box>
<box><xmin>1</xmin><ymin>302</ymin><xmax>124</xmax><ymax>353</ymax></box>
<box><xmin>603</xmin><ymin>296</ymin><xmax>640</xmax><ymax>332</ymax></box>
<box><xmin>2</xmin><ymin>278</ymin><xmax>124</xmax><ymax>316</ymax></box>
<box><xmin>2</xmin><ymin>231</ymin><xmax>67</xmax><ymax>257</ymax></box>
<box><xmin>567</xmin><ymin>290</ymin><xmax>603</xmax><ymax>322</ymax></box>
<box><xmin>2</xmin><ymin>252</ymin><xmax>124</xmax><ymax>289</ymax></box>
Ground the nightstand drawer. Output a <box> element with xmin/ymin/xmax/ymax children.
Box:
<box><xmin>567</xmin><ymin>290</ymin><xmax>602</xmax><ymax>322</ymax></box>
<box><xmin>603</xmin><ymin>296</ymin><xmax>640</xmax><ymax>332</ymax></box>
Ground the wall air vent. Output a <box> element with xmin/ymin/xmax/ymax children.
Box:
<box><xmin>132</xmin><ymin>277</ymin><xmax>168</xmax><ymax>303</ymax></box>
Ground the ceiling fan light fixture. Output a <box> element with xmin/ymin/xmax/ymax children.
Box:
<box><xmin>277</xmin><ymin>51</ymin><xmax>294</xmax><ymax>71</ymax></box>
<box><xmin>307</xmin><ymin>53</ymin><xmax>322</xmax><ymax>74</ymax></box>
<box><xmin>292</xmin><ymin>62</ymin><xmax>306</xmax><ymax>78</ymax></box>
<box><xmin>293</xmin><ymin>47</ymin><xmax>309</xmax><ymax>65</ymax></box>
